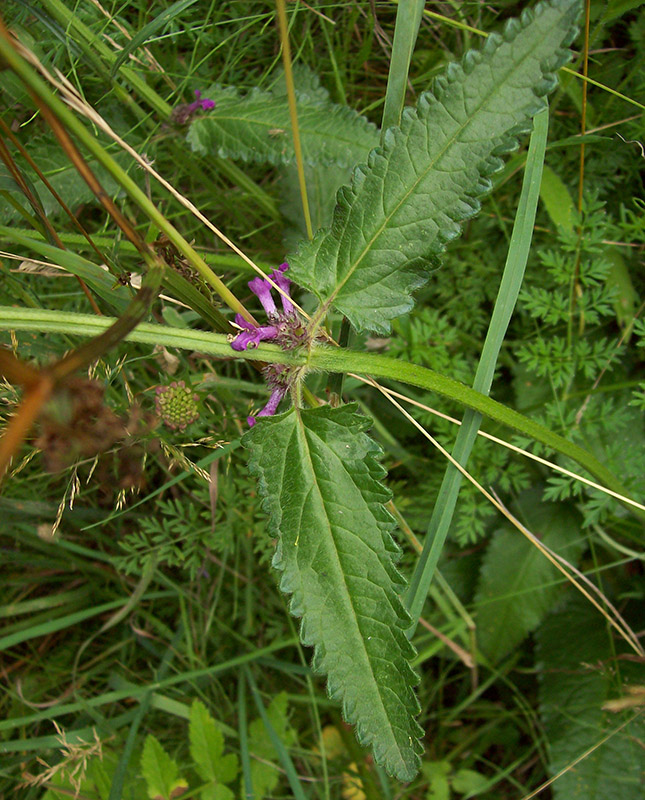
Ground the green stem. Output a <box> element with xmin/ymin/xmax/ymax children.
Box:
<box><xmin>326</xmin><ymin>317</ymin><xmax>352</xmax><ymax>404</ymax></box>
<box><xmin>275</xmin><ymin>0</ymin><xmax>314</xmax><ymax>240</ymax></box>
<box><xmin>309</xmin><ymin>347</ymin><xmax>628</xmax><ymax>500</ymax></box>
<box><xmin>0</xmin><ymin>306</ymin><xmax>633</xmax><ymax>506</ymax></box>
<box><xmin>50</xmin><ymin>262</ymin><xmax>165</xmax><ymax>380</ymax></box>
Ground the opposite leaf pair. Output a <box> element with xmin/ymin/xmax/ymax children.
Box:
<box><xmin>229</xmin><ymin>0</ymin><xmax>581</xmax><ymax>780</ymax></box>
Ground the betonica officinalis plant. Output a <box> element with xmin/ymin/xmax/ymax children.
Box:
<box><xmin>1</xmin><ymin>1</ymin><xmax>644</xmax><ymax>796</ymax></box>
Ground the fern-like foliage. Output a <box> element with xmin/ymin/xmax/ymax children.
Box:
<box><xmin>243</xmin><ymin>405</ymin><xmax>423</xmax><ymax>781</ymax></box>
<box><xmin>113</xmin><ymin>496</ymin><xmax>224</xmax><ymax>579</ymax></box>
<box><xmin>289</xmin><ymin>0</ymin><xmax>581</xmax><ymax>333</ymax></box>
<box><xmin>518</xmin><ymin>195</ymin><xmax>620</xmax><ymax>387</ymax></box>
<box><xmin>187</xmin><ymin>81</ymin><xmax>378</xmax><ymax>168</ymax></box>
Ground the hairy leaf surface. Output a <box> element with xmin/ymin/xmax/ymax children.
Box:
<box><xmin>187</xmin><ymin>84</ymin><xmax>378</xmax><ymax>168</ymax></box>
<box><xmin>474</xmin><ymin>490</ymin><xmax>585</xmax><ymax>663</ymax></box>
<box><xmin>537</xmin><ymin>596</ymin><xmax>645</xmax><ymax>799</ymax></box>
<box><xmin>289</xmin><ymin>0</ymin><xmax>580</xmax><ymax>333</ymax></box>
<box><xmin>244</xmin><ymin>405</ymin><xmax>422</xmax><ymax>781</ymax></box>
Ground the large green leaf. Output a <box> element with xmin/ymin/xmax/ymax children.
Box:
<box><xmin>187</xmin><ymin>83</ymin><xmax>378</xmax><ymax>169</ymax></box>
<box><xmin>244</xmin><ymin>405</ymin><xmax>422</xmax><ymax>781</ymax></box>
<box><xmin>474</xmin><ymin>489</ymin><xmax>586</xmax><ymax>663</ymax></box>
<box><xmin>536</xmin><ymin>595</ymin><xmax>645</xmax><ymax>799</ymax></box>
<box><xmin>289</xmin><ymin>0</ymin><xmax>581</xmax><ymax>333</ymax></box>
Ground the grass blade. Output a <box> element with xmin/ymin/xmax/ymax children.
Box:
<box><xmin>238</xmin><ymin>678</ymin><xmax>254</xmax><ymax>800</ymax></box>
<box><xmin>111</xmin><ymin>0</ymin><xmax>200</xmax><ymax>76</ymax></box>
<box><xmin>381</xmin><ymin>0</ymin><xmax>425</xmax><ymax>134</ymax></box>
<box><xmin>245</xmin><ymin>668</ymin><xmax>310</xmax><ymax>800</ymax></box>
<box><xmin>404</xmin><ymin>107</ymin><xmax>551</xmax><ymax>630</ymax></box>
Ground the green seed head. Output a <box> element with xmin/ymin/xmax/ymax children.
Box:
<box><xmin>154</xmin><ymin>381</ymin><xmax>199</xmax><ymax>431</ymax></box>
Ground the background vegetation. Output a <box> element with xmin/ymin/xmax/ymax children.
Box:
<box><xmin>0</xmin><ymin>1</ymin><xmax>643</xmax><ymax>798</ymax></box>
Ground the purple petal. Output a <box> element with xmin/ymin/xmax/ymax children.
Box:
<box><xmin>184</xmin><ymin>90</ymin><xmax>215</xmax><ymax>115</ymax></box>
<box><xmin>248</xmin><ymin>277</ymin><xmax>277</xmax><ymax>316</ymax></box>
<box><xmin>247</xmin><ymin>386</ymin><xmax>287</xmax><ymax>426</ymax></box>
<box><xmin>269</xmin><ymin>270</ymin><xmax>294</xmax><ymax>315</ymax></box>
<box><xmin>250</xmin><ymin>387</ymin><xmax>287</xmax><ymax>424</ymax></box>
<box><xmin>231</xmin><ymin>330</ymin><xmax>260</xmax><ymax>351</ymax></box>
<box><xmin>234</xmin><ymin>313</ymin><xmax>255</xmax><ymax>330</ymax></box>
<box><xmin>230</xmin><ymin>324</ymin><xmax>279</xmax><ymax>351</ymax></box>
<box><xmin>258</xmin><ymin>387</ymin><xmax>287</xmax><ymax>417</ymax></box>
<box><xmin>277</xmin><ymin>262</ymin><xmax>289</xmax><ymax>273</ymax></box>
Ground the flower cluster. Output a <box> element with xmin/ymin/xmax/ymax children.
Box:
<box><xmin>230</xmin><ymin>263</ymin><xmax>306</xmax><ymax>426</ymax></box>
<box><xmin>171</xmin><ymin>89</ymin><xmax>215</xmax><ymax>125</ymax></box>
<box><xmin>155</xmin><ymin>381</ymin><xmax>199</xmax><ymax>431</ymax></box>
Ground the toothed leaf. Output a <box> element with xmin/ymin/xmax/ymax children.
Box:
<box><xmin>187</xmin><ymin>84</ymin><xmax>378</xmax><ymax>168</ymax></box>
<box><xmin>141</xmin><ymin>735</ymin><xmax>188</xmax><ymax>800</ymax></box>
<box><xmin>243</xmin><ymin>405</ymin><xmax>423</xmax><ymax>781</ymax></box>
<box><xmin>189</xmin><ymin>700</ymin><xmax>238</xmax><ymax>788</ymax></box>
<box><xmin>288</xmin><ymin>0</ymin><xmax>581</xmax><ymax>333</ymax></box>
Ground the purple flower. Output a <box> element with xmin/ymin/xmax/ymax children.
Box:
<box><xmin>269</xmin><ymin>266</ymin><xmax>294</xmax><ymax>315</ymax></box>
<box><xmin>189</xmin><ymin>89</ymin><xmax>216</xmax><ymax>112</ymax></box>
<box><xmin>171</xmin><ymin>89</ymin><xmax>216</xmax><ymax>125</ymax></box>
<box><xmin>230</xmin><ymin>264</ymin><xmax>300</xmax><ymax>353</ymax></box>
<box><xmin>249</xmin><ymin>276</ymin><xmax>278</xmax><ymax>317</ymax></box>
<box><xmin>234</xmin><ymin>313</ymin><xmax>255</xmax><ymax>331</ymax></box>
<box><xmin>230</xmin><ymin>263</ymin><xmax>305</xmax><ymax>425</ymax></box>
<box><xmin>247</xmin><ymin>386</ymin><xmax>287</xmax><ymax>427</ymax></box>
<box><xmin>230</xmin><ymin>323</ymin><xmax>280</xmax><ymax>351</ymax></box>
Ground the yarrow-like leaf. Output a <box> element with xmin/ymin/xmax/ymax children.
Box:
<box><xmin>288</xmin><ymin>0</ymin><xmax>581</xmax><ymax>333</ymax></box>
<box><xmin>243</xmin><ymin>405</ymin><xmax>423</xmax><ymax>780</ymax></box>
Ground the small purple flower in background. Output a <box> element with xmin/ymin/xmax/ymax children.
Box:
<box><xmin>189</xmin><ymin>89</ymin><xmax>216</xmax><ymax>112</ymax></box>
<box><xmin>230</xmin><ymin>263</ymin><xmax>306</xmax><ymax>426</ymax></box>
<box><xmin>155</xmin><ymin>381</ymin><xmax>200</xmax><ymax>430</ymax></box>
<box><xmin>170</xmin><ymin>89</ymin><xmax>216</xmax><ymax>125</ymax></box>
